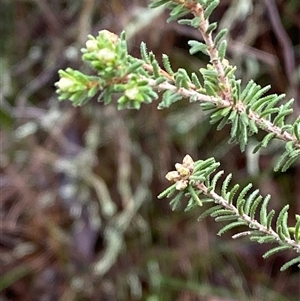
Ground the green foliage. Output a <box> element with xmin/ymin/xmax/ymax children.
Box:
<box><xmin>160</xmin><ymin>156</ymin><xmax>300</xmax><ymax>271</ymax></box>
<box><xmin>55</xmin><ymin>0</ymin><xmax>300</xmax><ymax>271</ymax></box>
<box><xmin>56</xmin><ymin>30</ymin><xmax>159</xmax><ymax>109</ymax></box>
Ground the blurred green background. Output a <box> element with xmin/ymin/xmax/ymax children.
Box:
<box><xmin>1</xmin><ymin>0</ymin><xmax>299</xmax><ymax>300</ymax></box>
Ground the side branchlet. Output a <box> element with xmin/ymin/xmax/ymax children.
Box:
<box><xmin>160</xmin><ymin>155</ymin><xmax>300</xmax><ymax>271</ymax></box>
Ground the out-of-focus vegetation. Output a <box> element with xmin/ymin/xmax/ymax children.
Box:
<box><xmin>1</xmin><ymin>0</ymin><xmax>299</xmax><ymax>300</ymax></box>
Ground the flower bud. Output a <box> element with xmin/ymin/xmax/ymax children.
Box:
<box><xmin>99</xmin><ymin>30</ymin><xmax>119</xmax><ymax>44</ymax></box>
<box><xmin>175</xmin><ymin>164</ymin><xmax>190</xmax><ymax>177</ymax></box>
<box><xmin>182</xmin><ymin>155</ymin><xmax>194</xmax><ymax>169</ymax></box>
<box><xmin>175</xmin><ymin>180</ymin><xmax>188</xmax><ymax>191</ymax></box>
<box><xmin>85</xmin><ymin>39</ymin><xmax>99</xmax><ymax>52</ymax></box>
<box><xmin>166</xmin><ymin>171</ymin><xmax>180</xmax><ymax>182</ymax></box>
<box><xmin>125</xmin><ymin>87</ymin><xmax>139</xmax><ymax>100</ymax></box>
<box><xmin>56</xmin><ymin>77</ymin><xmax>75</xmax><ymax>91</ymax></box>
<box><xmin>96</xmin><ymin>49</ymin><xmax>116</xmax><ymax>62</ymax></box>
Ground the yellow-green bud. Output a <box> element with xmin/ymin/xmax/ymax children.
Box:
<box><xmin>56</xmin><ymin>77</ymin><xmax>75</xmax><ymax>91</ymax></box>
<box><xmin>85</xmin><ymin>39</ymin><xmax>99</xmax><ymax>52</ymax></box>
<box><xmin>125</xmin><ymin>87</ymin><xmax>139</xmax><ymax>100</ymax></box>
<box><xmin>96</xmin><ymin>49</ymin><xmax>116</xmax><ymax>62</ymax></box>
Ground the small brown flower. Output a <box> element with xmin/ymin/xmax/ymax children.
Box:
<box><xmin>165</xmin><ymin>155</ymin><xmax>194</xmax><ymax>190</ymax></box>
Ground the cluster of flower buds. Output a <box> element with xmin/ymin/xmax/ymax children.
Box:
<box><xmin>82</xmin><ymin>30</ymin><xmax>120</xmax><ymax>71</ymax></box>
<box><xmin>165</xmin><ymin>155</ymin><xmax>194</xmax><ymax>190</ymax></box>
<box><xmin>55</xmin><ymin>30</ymin><xmax>124</xmax><ymax>106</ymax></box>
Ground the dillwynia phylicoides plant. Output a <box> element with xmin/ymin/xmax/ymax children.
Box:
<box><xmin>55</xmin><ymin>0</ymin><xmax>300</xmax><ymax>271</ymax></box>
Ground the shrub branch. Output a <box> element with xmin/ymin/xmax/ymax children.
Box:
<box><xmin>55</xmin><ymin>0</ymin><xmax>300</xmax><ymax>270</ymax></box>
